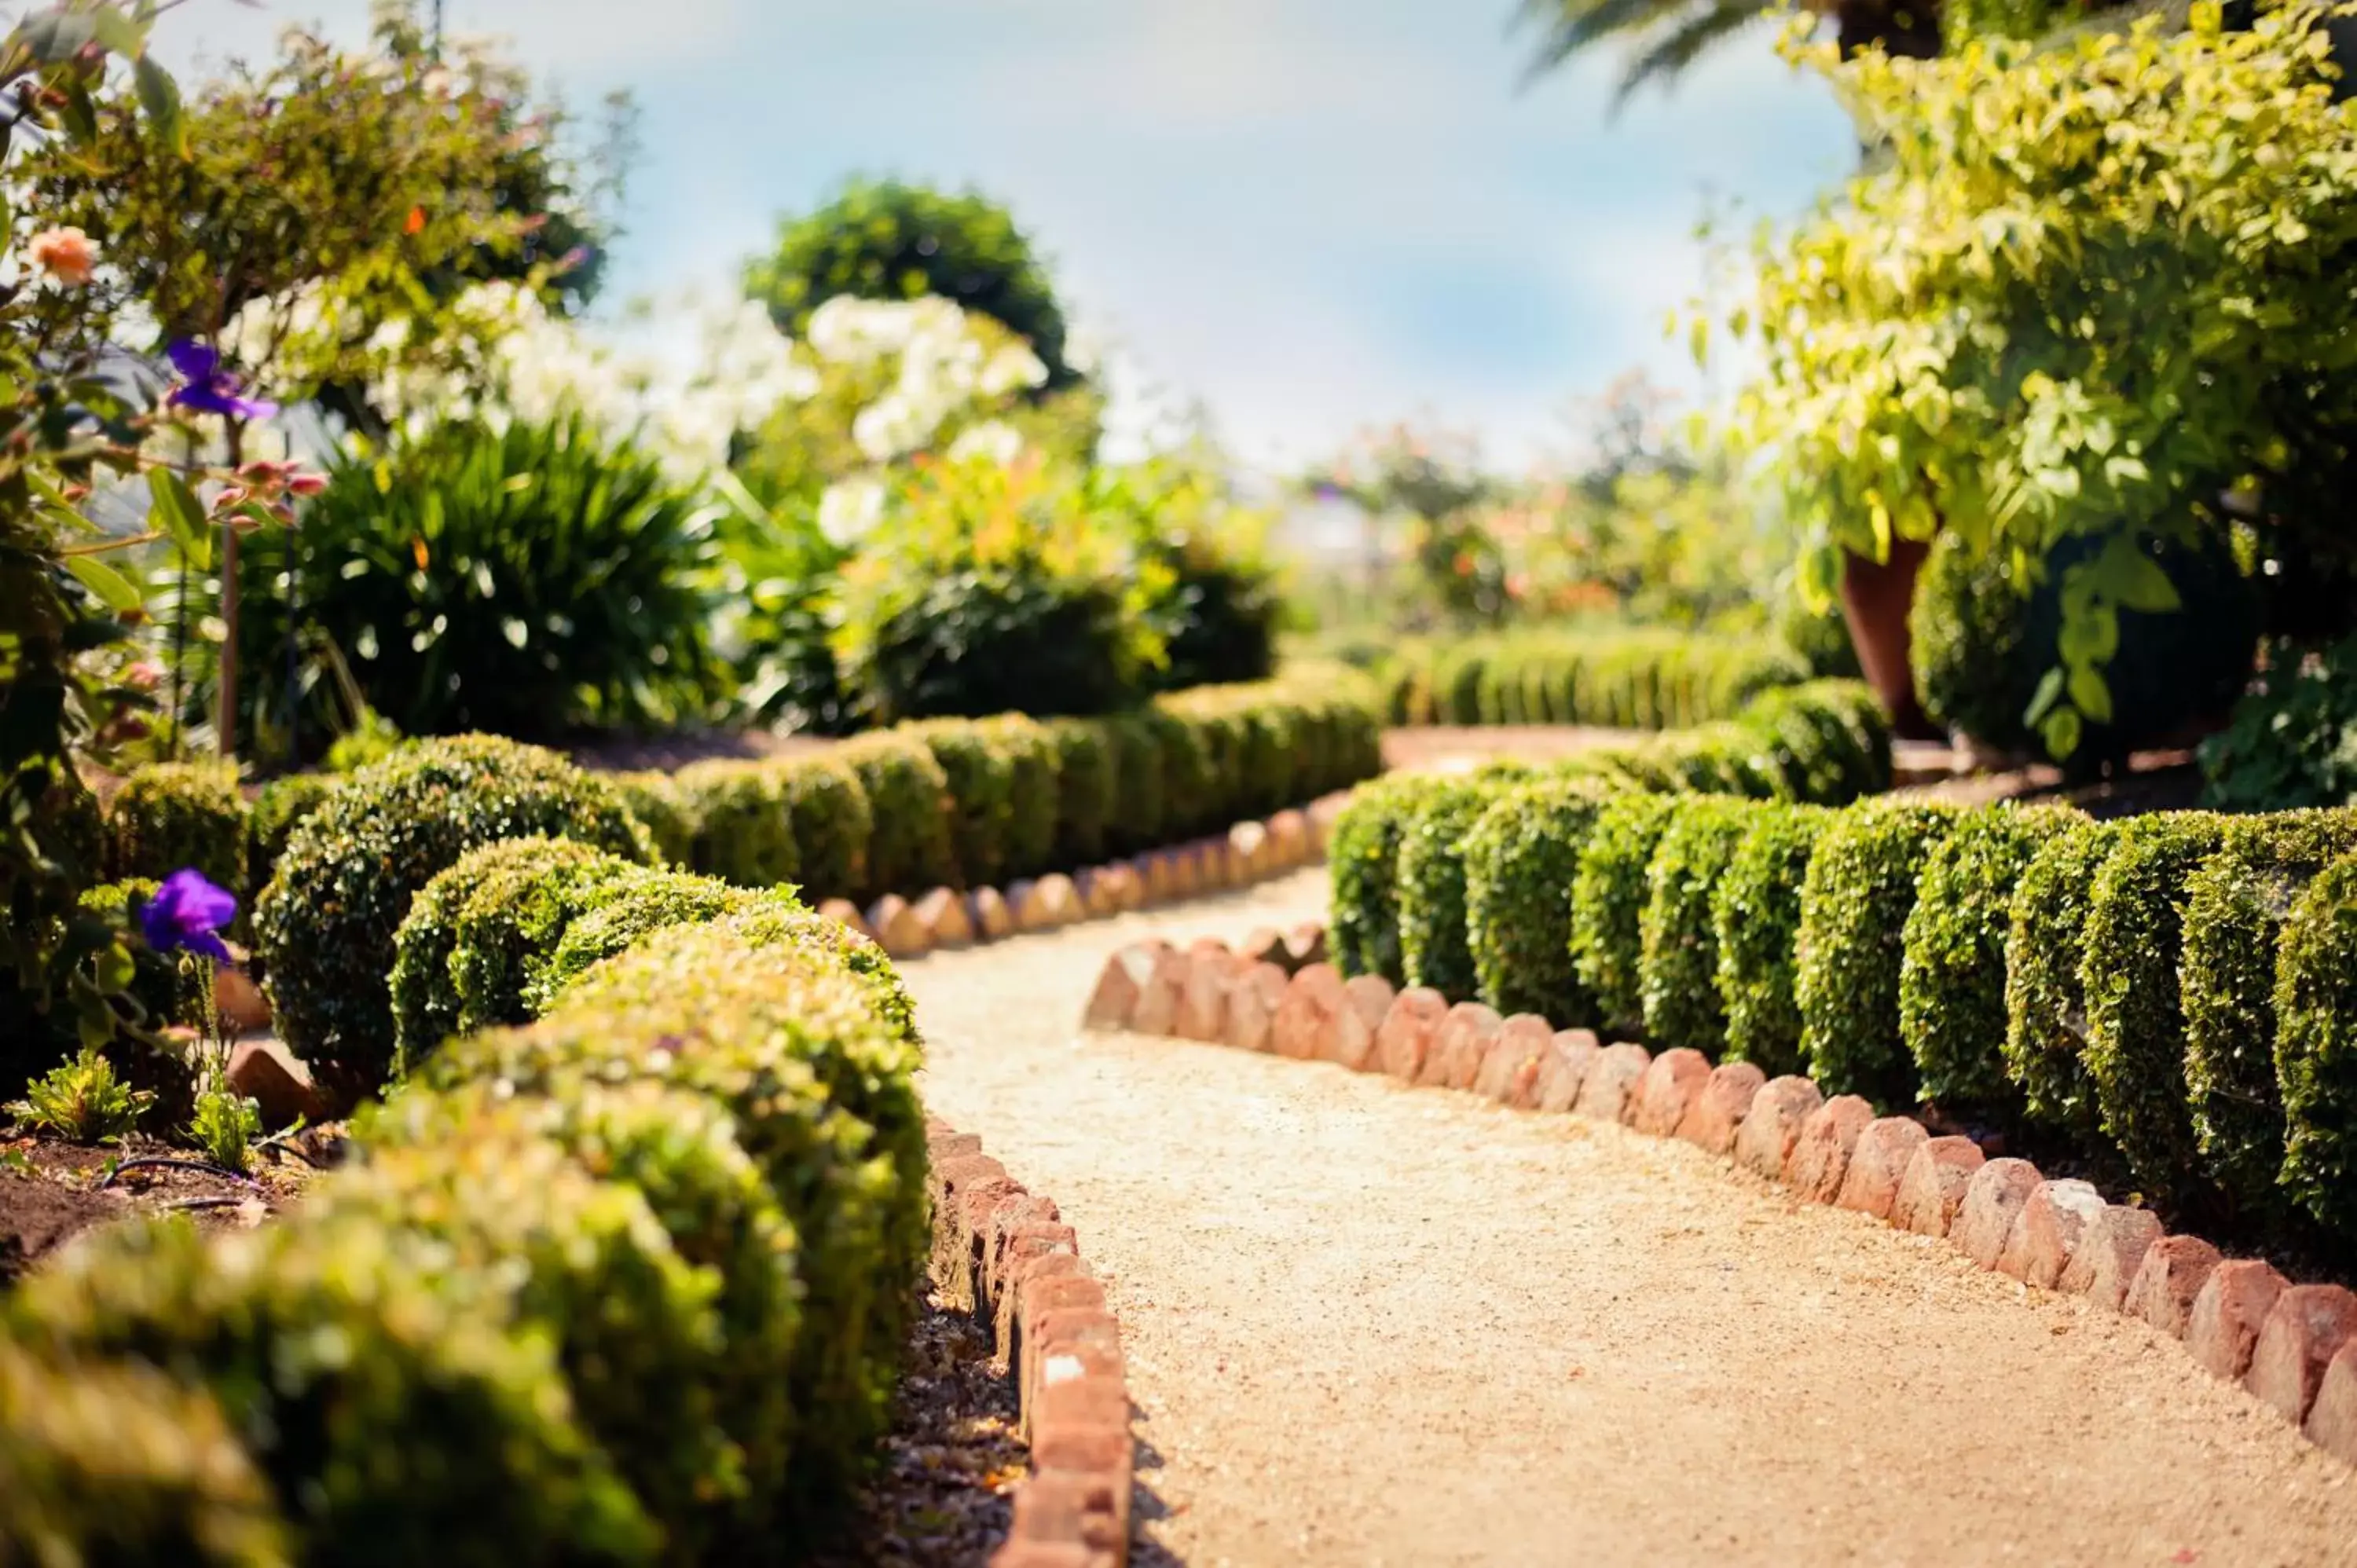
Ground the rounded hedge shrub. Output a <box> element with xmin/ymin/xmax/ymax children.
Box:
<box><xmin>10</xmin><ymin>1214</ymin><xmax>657</xmax><ymax>1566</ymax></box>
<box><xmin>1099</xmin><ymin>714</ymin><xmax>1169</xmax><ymax>855</ymax></box>
<box><xmin>608</xmin><ymin>772</ymin><xmax>696</xmax><ymax>869</ymax></box>
<box><xmin>1396</xmin><ymin>768</ymin><xmax>1530</xmax><ymax>1001</ymax></box>
<box><xmin>714</xmin><ymin>900</ymin><xmax>922</xmax><ymax>1054</ymax></box>
<box><xmin>104</xmin><ymin>762</ymin><xmax>247</xmax><ymax>902</ymax></box>
<box><xmin>903</xmin><ymin>721</ymin><xmax>1016</xmax><ymax>890</ymax></box>
<box><xmin>2181</xmin><ymin>810</ymin><xmax>2357</xmax><ymax>1211</ymax></box>
<box><xmin>777</xmin><ymin>756</ymin><xmax>871</xmax><ymax>904</ymax></box>
<box><xmin>244</xmin><ymin>773</ymin><xmax>335</xmax><ymax>909</ymax></box>
<box><xmin>1140</xmin><ymin>708</ymin><xmax>1213</xmax><ymax>840</ymax></box>
<box><xmin>834</xmin><ymin>734</ymin><xmax>957</xmax><ymax>902</ymax></box>
<box><xmin>1711</xmin><ymin>803</ymin><xmax>1834</xmax><ymax>1075</ymax></box>
<box><xmin>0</xmin><ymin>1339</ymin><xmax>291</xmax><ymax>1568</ymax></box>
<box><xmin>1898</xmin><ymin>803</ymin><xmax>2086</xmax><ymax>1107</ymax></box>
<box><xmin>981</xmin><ymin>714</ymin><xmax>1061</xmax><ymax>879</ymax></box>
<box><xmin>673</xmin><ymin>761</ymin><xmax>797</xmax><ymax>891</ymax></box>
<box><xmin>1042</xmin><ymin>718</ymin><xmax>1115</xmax><ymax>869</ymax></box>
<box><xmin>1328</xmin><ymin>777</ymin><xmax>1439</xmax><ymax>987</ymax></box>
<box><xmin>2275</xmin><ymin>850</ymin><xmax>2357</xmax><ymax>1236</ymax></box>
<box><xmin>526</xmin><ymin>873</ymin><xmax>761</xmax><ymax>1017</ymax></box>
<box><xmin>1570</xmin><ymin>791</ymin><xmax>1686</xmax><ymax>1037</ymax></box>
<box><xmin>1462</xmin><ymin>775</ymin><xmax>1616</xmax><ymax>1024</ymax></box>
<box><xmin>1796</xmin><ymin>800</ymin><xmax>1963</xmax><ymax>1103</ymax></box>
<box><xmin>2001</xmin><ymin>820</ymin><xmax>2123</xmax><ymax>1137</ymax></box>
<box><xmin>2080</xmin><ymin>811</ymin><xmax>2229</xmax><ymax>1196</ymax></box>
<box><xmin>1640</xmin><ymin>797</ymin><xmax>1761</xmax><ymax>1054</ymax></box>
<box><xmin>252</xmin><ymin>735</ymin><xmax>655</xmax><ymax>1103</ymax></box>
<box><xmin>448</xmin><ymin>852</ymin><xmax>650</xmax><ymax>1042</ymax></box>
<box><xmin>389</xmin><ymin>838</ymin><xmax>617</xmax><ymax>1076</ymax></box>
<box><xmin>321</xmin><ymin>1130</ymin><xmax>734</xmax><ymax>1555</ymax></box>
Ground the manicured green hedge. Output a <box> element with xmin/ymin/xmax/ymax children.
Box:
<box><xmin>834</xmin><ymin>732</ymin><xmax>960</xmax><ymax>903</ymax></box>
<box><xmin>1396</xmin><ymin>768</ymin><xmax>1532</xmax><ymax>1000</ymax></box>
<box><xmin>1796</xmin><ymin>800</ymin><xmax>1963</xmax><ymax>1103</ymax></box>
<box><xmin>1462</xmin><ymin>775</ymin><xmax>1616</xmax><ymax>1022</ymax></box>
<box><xmin>2181</xmin><ymin>810</ymin><xmax>2357</xmax><ymax>1212</ymax></box>
<box><xmin>1712</xmin><ymin>803</ymin><xmax>1834</xmax><ymax>1075</ymax></box>
<box><xmin>1640</xmin><ymin>797</ymin><xmax>1758</xmax><ymax>1053</ymax></box>
<box><xmin>527</xmin><ymin>874</ymin><xmax>761</xmax><ymax>1017</ymax></box>
<box><xmin>103</xmin><ymin>762</ymin><xmax>247</xmax><ymax>907</ymax></box>
<box><xmin>245</xmin><ymin>773</ymin><xmax>335</xmax><ymax>910</ymax></box>
<box><xmin>2001</xmin><ymin>819</ymin><xmax>2121</xmax><ymax>1138</ymax></box>
<box><xmin>608</xmin><ymin>771</ymin><xmax>696</xmax><ymax>868</ymax></box>
<box><xmin>1899</xmin><ymin>804</ymin><xmax>2086</xmax><ymax>1107</ymax></box>
<box><xmin>1571</xmin><ymin>791</ymin><xmax>1686</xmax><ymax>1036</ymax></box>
<box><xmin>1381</xmin><ymin>628</ymin><xmax>1807</xmax><ymax>731</ymax></box>
<box><xmin>775</xmin><ymin>754</ymin><xmax>871</xmax><ymax>903</ymax></box>
<box><xmin>2080</xmin><ymin>812</ymin><xmax>2228</xmax><ymax>1196</ymax></box>
<box><xmin>2276</xmin><ymin>850</ymin><xmax>2357</xmax><ymax>1236</ymax></box>
<box><xmin>981</xmin><ymin>715</ymin><xmax>1060</xmax><ymax>879</ymax></box>
<box><xmin>1042</xmin><ymin>717</ymin><xmax>1114</xmax><ymax>869</ymax></box>
<box><xmin>674</xmin><ymin>760</ymin><xmax>799</xmax><ymax>890</ymax></box>
<box><xmin>253</xmin><ymin>736</ymin><xmax>656</xmax><ymax>1105</ymax></box>
<box><xmin>446</xmin><ymin>852</ymin><xmax>648</xmax><ymax>1041</ymax></box>
<box><xmin>901</xmin><ymin>720</ymin><xmax>1015</xmax><ymax>890</ymax></box>
<box><xmin>1327</xmin><ymin>775</ymin><xmax>1431</xmax><ymax>987</ymax></box>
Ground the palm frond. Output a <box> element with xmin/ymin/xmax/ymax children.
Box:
<box><xmin>1616</xmin><ymin>0</ymin><xmax>1780</xmax><ymax>101</ymax></box>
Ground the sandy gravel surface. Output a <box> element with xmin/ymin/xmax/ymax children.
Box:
<box><xmin>905</xmin><ymin>870</ymin><xmax>2357</xmax><ymax>1568</ymax></box>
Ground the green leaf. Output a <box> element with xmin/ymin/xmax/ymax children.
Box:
<box><xmin>133</xmin><ymin>53</ymin><xmax>186</xmax><ymax>158</ymax></box>
<box><xmin>2040</xmin><ymin>705</ymin><xmax>2084</xmax><ymax>760</ymax></box>
<box><xmin>13</xmin><ymin>9</ymin><xmax>96</xmax><ymax>64</ymax></box>
<box><xmin>2025</xmin><ymin>665</ymin><xmax>2066</xmax><ymax>724</ymax></box>
<box><xmin>147</xmin><ymin>467</ymin><xmax>211</xmax><ymax>570</ymax></box>
<box><xmin>2068</xmin><ymin>664</ymin><xmax>2114</xmax><ymax>724</ymax></box>
<box><xmin>64</xmin><ymin>553</ymin><xmax>141</xmax><ymax>612</ymax></box>
<box><xmin>2096</xmin><ymin>542</ymin><xmax>2182</xmax><ymax>613</ymax></box>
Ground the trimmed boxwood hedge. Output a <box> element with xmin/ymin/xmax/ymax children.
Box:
<box><xmin>607</xmin><ymin>772</ymin><xmax>696</xmax><ymax>869</ymax></box>
<box><xmin>253</xmin><ymin>736</ymin><xmax>655</xmax><ymax>1105</ymax></box>
<box><xmin>2276</xmin><ymin>850</ymin><xmax>2357</xmax><ymax>1236</ymax></box>
<box><xmin>447</xmin><ymin>852</ymin><xmax>649</xmax><ymax>1041</ymax></box>
<box><xmin>1712</xmin><ymin>803</ymin><xmax>1834</xmax><ymax>1076</ymax></box>
<box><xmin>1041</xmin><ymin>717</ymin><xmax>1115</xmax><ymax>869</ymax></box>
<box><xmin>1396</xmin><ymin>768</ymin><xmax>1531</xmax><ymax>1000</ymax></box>
<box><xmin>900</xmin><ymin>720</ymin><xmax>1015</xmax><ymax>891</ymax></box>
<box><xmin>981</xmin><ymin>714</ymin><xmax>1060</xmax><ymax>879</ymax></box>
<box><xmin>673</xmin><ymin>761</ymin><xmax>797</xmax><ymax>890</ymax></box>
<box><xmin>104</xmin><ymin>762</ymin><xmax>248</xmax><ymax>904</ymax></box>
<box><xmin>1899</xmin><ymin>803</ymin><xmax>2086</xmax><ymax>1107</ymax></box>
<box><xmin>1327</xmin><ymin>775</ymin><xmax>1435</xmax><ymax>986</ymax></box>
<box><xmin>1462</xmin><ymin>775</ymin><xmax>1617</xmax><ymax>1023</ymax></box>
<box><xmin>1796</xmin><ymin>800</ymin><xmax>1963</xmax><ymax>1103</ymax></box>
<box><xmin>2080</xmin><ymin>812</ymin><xmax>2229</xmax><ymax>1196</ymax></box>
<box><xmin>526</xmin><ymin>873</ymin><xmax>760</xmax><ymax>1017</ymax></box>
<box><xmin>776</xmin><ymin>755</ymin><xmax>871</xmax><ymax>903</ymax></box>
<box><xmin>1639</xmin><ymin>796</ymin><xmax>1758</xmax><ymax>1054</ymax></box>
<box><xmin>2001</xmin><ymin>819</ymin><xmax>2122</xmax><ymax>1138</ymax></box>
<box><xmin>245</xmin><ymin>773</ymin><xmax>335</xmax><ymax>909</ymax></box>
<box><xmin>2181</xmin><ymin>810</ymin><xmax>2357</xmax><ymax>1212</ymax></box>
<box><xmin>834</xmin><ymin>733</ymin><xmax>958</xmax><ymax>902</ymax></box>
<box><xmin>1571</xmin><ymin>791</ymin><xmax>1686</xmax><ymax>1037</ymax></box>
<box><xmin>1379</xmin><ymin>628</ymin><xmax>1808</xmax><ymax>731</ymax></box>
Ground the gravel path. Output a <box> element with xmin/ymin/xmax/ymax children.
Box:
<box><xmin>906</xmin><ymin>870</ymin><xmax>2357</xmax><ymax>1567</ymax></box>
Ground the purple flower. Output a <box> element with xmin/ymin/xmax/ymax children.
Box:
<box><xmin>140</xmin><ymin>869</ymin><xmax>237</xmax><ymax>963</ymax></box>
<box><xmin>164</xmin><ymin>340</ymin><xmax>278</xmax><ymax>422</ymax></box>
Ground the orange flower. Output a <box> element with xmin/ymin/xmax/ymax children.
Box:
<box><xmin>404</xmin><ymin>206</ymin><xmax>427</xmax><ymax>236</ymax></box>
<box><xmin>27</xmin><ymin>225</ymin><xmax>96</xmax><ymax>286</ymax></box>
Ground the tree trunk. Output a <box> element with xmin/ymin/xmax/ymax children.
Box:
<box><xmin>1837</xmin><ymin>538</ymin><xmax>1941</xmax><ymax>742</ymax></box>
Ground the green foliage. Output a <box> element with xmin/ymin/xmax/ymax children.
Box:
<box><xmin>1098</xmin><ymin>714</ymin><xmax>1171</xmax><ymax>855</ymax></box>
<box><xmin>2181</xmin><ymin>811</ymin><xmax>2357</xmax><ymax>1211</ymax></box>
<box><xmin>447</xmin><ymin>852</ymin><xmax>645</xmax><ymax>1039</ymax></box>
<box><xmin>104</xmin><ymin>763</ymin><xmax>248</xmax><ymax>901</ymax></box>
<box><xmin>1570</xmin><ymin>791</ymin><xmax>1685</xmax><ymax>1035</ymax></box>
<box><xmin>1732</xmin><ymin>5</ymin><xmax>2357</xmax><ymax>757</ymax></box>
<box><xmin>1639</xmin><ymin>797</ymin><xmax>1758</xmax><ymax>1053</ymax></box>
<box><xmin>1041</xmin><ymin>718</ymin><xmax>1115</xmax><ymax>869</ymax></box>
<box><xmin>1899</xmin><ymin>804</ymin><xmax>2086</xmax><ymax>1105</ymax></box>
<box><xmin>6</xmin><ymin>1045</ymin><xmax>152</xmax><ymax>1141</ymax></box>
<box><xmin>2199</xmin><ymin>635</ymin><xmax>2357</xmax><ymax>811</ymax></box>
<box><xmin>1396</xmin><ymin>771</ymin><xmax>1530</xmax><ymax>1000</ymax></box>
<box><xmin>745</xmin><ymin>176</ymin><xmax>1078</xmax><ymax>388</ymax></box>
<box><xmin>834</xmin><ymin>733</ymin><xmax>957</xmax><ymax>901</ymax></box>
<box><xmin>1780</xmin><ymin>594</ymin><xmax>1862</xmax><ymax>681</ymax></box>
<box><xmin>2080</xmin><ymin>812</ymin><xmax>2227</xmax><ymax>1196</ymax></box>
<box><xmin>525</xmin><ymin>874</ymin><xmax>759</xmax><ymax>1017</ymax></box>
<box><xmin>0</xmin><ymin>1340</ymin><xmax>291</xmax><ymax>1568</ymax></box>
<box><xmin>608</xmin><ymin>772</ymin><xmax>695</xmax><ymax>869</ymax></box>
<box><xmin>9</xmin><ymin>1214</ymin><xmax>658</xmax><ymax>1566</ymax></box>
<box><xmin>390</xmin><ymin>839</ymin><xmax>608</xmax><ymax>1072</ymax></box>
<box><xmin>981</xmin><ymin>714</ymin><xmax>1060</xmax><ymax>879</ymax></box>
<box><xmin>2275</xmin><ymin>851</ymin><xmax>2357</xmax><ymax>1236</ymax></box>
<box><xmin>245</xmin><ymin>775</ymin><xmax>336</xmax><ymax>908</ymax></box>
<box><xmin>673</xmin><ymin>761</ymin><xmax>798</xmax><ymax>890</ymax></box>
<box><xmin>1738</xmin><ymin>680</ymin><xmax>1893</xmax><ymax>804</ymax></box>
<box><xmin>1328</xmin><ymin>777</ymin><xmax>1437</xmax><ymax>986</ymax></box>
<box><xmin>1712</xmin><ymin>804</ymin><xmax>1833</xmax><ymax>1075</ymax></box>
<box><xmin>1796</xmin><ymin>801</ymin><xmax>1963</xmax><ymax>1102</ymax></box>
<box><xmin>2001</xmin><ymin>820</ymin><xmax>2122</xmax><ymax>1135</ymax></box>
<box><xmin>1381</xmin><ymin>628</ymin><xmax>1804</xmax><ymax>730</ymax></box>
<box><xmin>1462</xmin><ymin>776</ymin><xmax>1616</xmax><ymax>1022</ymax></box>
<box><xmin>242</xmin><ymin>414</ymin><xmax>721</xmax><ymax>743</ymax></box>
<box><xmin>191</xmin><ymin>1081</ymin><xmax>262</xmax><ymax>1172</ymax></box>
<box><xmin>904</xmin><ymin>721</ymin><xmax>1016</xmax><ymax>890</ymax></box>
<box><xmin>1911</xmin><ymin>529</ymin><xmax>2257</xmax><ymax>764</ymax></box>
<box><xmin>254</xmin><ymin>735</ymin><xmax>654</xmax><ymax>1103</ymax></box>
<box><xmin>776</xmin><ymin>755</ymin><xmax>872</xmax><ymax>903</ymax></box>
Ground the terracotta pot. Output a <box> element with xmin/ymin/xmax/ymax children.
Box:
<box><xmin>1836</xmin><ymin>539</ymin><xmax>1941</xmax><ymax>742</ymax></box>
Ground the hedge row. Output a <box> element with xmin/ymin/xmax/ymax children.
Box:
<box><xmin>1376</xmin><ymin>628</ymin><xmax>1809</xmax><ymax>731</ymax></box>
<box><xmin>1351</xmin><ymin>760</ymin><xmax>2357</xmax><ymax>1239</ymax></box>
<box><xmin>5</xmin><ymin>766</ymin><xmax>926</xmax><ymax>1563</ymax></box>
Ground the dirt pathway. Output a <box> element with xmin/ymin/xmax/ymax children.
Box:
<box><xmin>906</xmin><ymin>870</ymin><xmax>2357</xmax><ymax>1567</ymax></box>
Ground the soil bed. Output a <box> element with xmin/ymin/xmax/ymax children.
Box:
<box><xmin>0</xmin><ymin>1130</ymin><xmax>324</xmax><ymax>1283</ymax></box>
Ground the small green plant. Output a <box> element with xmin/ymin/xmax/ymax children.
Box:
<box><xmin>7</xmin><ymin>1048</ymin><xmax>153</xmax><ymax>1143</ymax></box>
<box><xmin>190</xmin><ymin>1082</ymin><xmax>261</xmax><ymax>1173</ymax></box>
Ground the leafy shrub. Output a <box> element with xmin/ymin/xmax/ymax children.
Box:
<box><xmin>608</xmin><ymin>772</ymin><xmax>696</xmax><ymax>868</ymax></box>
<box><xmin>242</xmin><ymin>412</ymin><xmax>721</xmax><ymax>741</ymax></box>
<box><xmin>7</xmin><ymin>1046</ymin><xmax>154</xmax><ymax>1142</ymax></box>
<box><xmin>1712</xmin><ymin>803</ymin><xmax>1834</xmax><ymax>1075</ymax></box>
<box><xmin>2001</xmin><ymin>821</ymin><xmax>2123</xmax><ymax>1136</ymax></box>
<box><xmin>1570</xmin><ymin>791</ymin><xmax>1685</xmax><ymax>1036</ymax></box>
<box><xmin>1462</xmin><ymin>776</ymin><xmax>1615</xmax><ymax>1023</ymax></box>
<box><xmin>2199</xmin><ymin>634</ymin><xmax>2357</xmax><ymax>811</ymax></box>
<box><xmin>1640</xmin><ymin>797</ymin><xmax>1759</xmax><ymax>1053</ymax></box>
<box><xmin>1382</xmin><ymin>628</ymin><xmax>1805</xmax><ymax>730</ymax></box>
<box><xmin>981</xmin><ymin>714</ymin><xmax>1060</xmax><ymax>878</ymax></box>
<box><xmin>2275</xmin><ymin>850</ymin><xmax>2357</xmax><ymax>1235</ymax></box>
<box><xmin>10</xmin><ymin>1214</ymin><xmax>657</xmax><ymax>1566</ymax></box>
<box><xmin>1780</xmin><ymin>595</ymin><xmax>1861</xmax><ymax>680</ymax></box>
<box><xmin>1140</xmin><ymin>706</ymin><xmax>1215</xmax><ymax>838</ymax></box>
<box><xmin>245</xmin><ymin>774</ymin><xmax>335</xmax><ymax>909</ymax></box>
<box><xmin>1397</xmin><ymin>770</ymin><xmax>1530</xmax><ymax>1000</ymax></box>
<box><xmin>1740</xmin><ymin>680</ymin><xmax>1891</xmax><ymax>804</ymax></box>
<box><xmin>1150</xmin><ymin>551</ymin><xmax>1279</xmax><ymax>691</ymax></box>
<box><xmin>2080</xmin><ymin>812</ymin><xmax>2228</xmax><ymax>1196</ymax></box>
<box><xmin>776</xmin><ymin>756</ymin><xmax>871</xmax><ymax>902</ymax></box>
<box><xmin>104</xmin><ymin>763</ymin><xmax>247</xmax><ymax>902</ymax></box>
<box><xmin>318</xmin><ymin>1131</ymin><xmax>734</xmax><ymax>1555</ymax></box>
<box><xmin>0</xmin><ymin>1340</ymin><xmax>291</xmax><ymax>1568</ymax></box>
<box><xmin>76</xmin><ymin>879</ymin><xmax>203</xmax><ymax>1123</ymax></box>
<box><xmin>834</xmin><ymin>733</ymin><xmax>957</xmax><ymax>901</ymax></box>
<box><xmin>903</xmin><ymin>721</ymin><xmax>1015</xmax><ymax>889</ymax></box>
<box><xmin>1041</xmin><ymin>718</ymin><xmax>1114</xmax><ymax>868</ymax></box>
<box><xmin>2181</xmin><ymin>811</ymin><xmax>2357</xmax><ymax>1211</ymax></box>
<box><xmin>714</xmin><ymin>901</ymin><xmax>922</xmax><ymax>1054</ymax></box>
<box><xmin>1899</xmin><ymin>804</ymin><xmax>2086</xmax><ymax>1106</ymax></box>
<box><xmin>447</xmin><ymin>852</ymin><xmax>647</xmax><ymax>1039</ymax></box>
<box><xmin>253</xmin><ymin>735</ymin><xmax>654</xmax><ymax>1104</ymax></box>
<box><xmin>673</xmin><ymin>762</ymin><xmax>797</xmax><ymax>891</ymax></box>
<box><xmin>525</xmin><ymin>873</ymin><xmax>759</xmax><ymax>1016</ymax></box>
<box><xmin>1098</xmin><ymin>714</ymin><xmax>1170</xmax><ymax>855</ymax></box>
<box><xmin>1796</xmin><ymin>800</ymin><xmax>1963</xmax><ymax>1102</ymax></box>
<box><xmin>1328</xmin><ymin>777</ymin><xmax>1439</xmax><ymax>986</ymax></box>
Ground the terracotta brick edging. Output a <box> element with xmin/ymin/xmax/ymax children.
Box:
<box><xmin>926</xmin><ymin>1118</ymin><xmax>1135</xmax><ymax>1568</ymax></box>
<box><xmin>1080</xmin><ymin>929</ymin><xmax>2357</xmax><ymax>1475</ymax></box>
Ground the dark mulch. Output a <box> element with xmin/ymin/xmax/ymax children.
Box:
<box><xmin>1897</xmin><ymin>749</ymin><xmax>2207</xmax><ymax>817</ymax></box>
<box><xmin>0</xmin><ymin>1130</ymin><xmax>322</xmax><ymax>1284</ymax></box>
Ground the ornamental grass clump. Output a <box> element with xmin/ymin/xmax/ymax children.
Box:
<box><xmin>2001</xmin><ymin>820</ymin><xmax>2123</xmax><ymax>1138</ymax></box>
<box><xmin>1462</xmin><ymin>775</ymin><xmax>1617</xmax><ymax>1022</ymax></box>
<box><xmin>2181</xmin><ymin>810</ymin><xmax>2357</xmax><ymax>1211</ymax></box>
<box><xmin>1796</xmin><ymin>800</ymin><xmax>1963</xmax><ymax>1103</ymax></box>
<box><xmin>1899</xmin><ymin>803</ymin><xmax>2087</xmax><ymax>1106</ymax></box>
<box><xmin>1570</xmin><ymin>791</ymin><xmax>1686</xmax><ymax>1036</ymax></box>
<box><xmin>2275</xmin><ymin>850</ymin><xmax>2357</xmax><ymax>1236</ymax></box>
<box><xmin>1712</xmin><ymin>803</ymin><xmax>1835</xmax><ymax>1075</ymax></box>
<box><xmin>1395</xmin><ymin>768</ymin><xmax>1532</xmax><ymax>1000</ymax></box>
<box><xmin>1640</xmin><ymin>797</ymin><xmax>1761</xmax><ymax>1054</ymax></box>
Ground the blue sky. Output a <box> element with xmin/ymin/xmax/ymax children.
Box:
<box><xmin>151</xmin><ymin>0</ymin><xmax>1857</xmax><ymax>470</ymax></box>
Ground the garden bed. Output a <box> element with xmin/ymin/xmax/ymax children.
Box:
<box><xmin>0</xmin><ymin>1130</ymin><xmax>326</xmax><ymax>1284</ymax></box>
